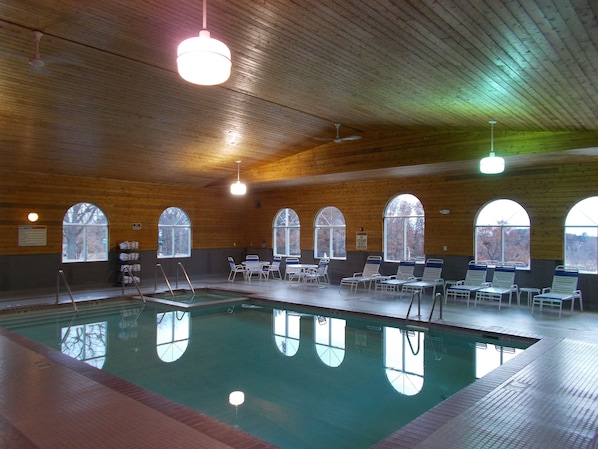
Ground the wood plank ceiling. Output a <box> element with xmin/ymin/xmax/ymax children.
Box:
<box><xmin>0</xmin><ymin>0</ymin><xmax>597</xmax><ymax>190</ymax></box>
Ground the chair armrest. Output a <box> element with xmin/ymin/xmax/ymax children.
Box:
<box><xmin>353</xmin><ymin>272</ymin><xmax>364</xmax><ymax>277</ymax></box>
<box><xmin>455</xmin><ymin>280</ymin><xmax>465</xmax><ymax>285</ymax></box>
<box><xmin>541</xmin><ymin>287</ymin><xmax>551</xmax><ymax>293</ymax></box>
<box><xmin>481</xmin><ymin>282</ymin><xmax>492</xmax><ymax>287</ymax></box>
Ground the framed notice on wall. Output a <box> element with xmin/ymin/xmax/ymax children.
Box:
<box><xmin>18</xmin><ymin>225</ymin><xmax>47</xmax><ymax>246</ymax></box>
<box><xmin>356</xmin><ymin>232</ymin><xmax>368</xmax><ymax>251</ymax></box>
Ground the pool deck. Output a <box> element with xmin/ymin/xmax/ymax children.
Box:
<box><xmin>0</xmin><ymin>276</ymin><xmax>597</xmax><ymax>449</ymax></box>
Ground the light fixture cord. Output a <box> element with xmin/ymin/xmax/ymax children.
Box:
<box><xmin>237</xmin><ymin>160</ymin><xmax>241</xmax><ymax>182</ymax></box>
<box><xmin>203</xmin><ymin>0</ymin><xmax>207</xmax><ymax>30</ymax></box>
<box><xmin>490</xmin><ymin>122</ymin><xmax>494</xmax><ymax>153</ymax></box>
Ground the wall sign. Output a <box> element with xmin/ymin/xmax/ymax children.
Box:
<box><xmin>356</xmin><ymin>232</ymin><xmax>368</xmax><ymax>251</ymax></box>
<box><xmin>18</xmin><ymin>225</ymin><xmax>47</xmax><ymax>246</ymax></box>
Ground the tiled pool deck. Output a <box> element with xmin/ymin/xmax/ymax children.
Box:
<box><xmin>0</xmin><ymin>276</ymin><xmax>596</xmax><ymax>449</ymax></box>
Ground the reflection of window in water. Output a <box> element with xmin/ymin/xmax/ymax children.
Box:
<box><xmin>475</xmin><ymin>343</ymin><xmax>524</xmax><ymax>378</ymax></box>
<box><xmin>156</xmin><ymin>311</ymin><xmax>189</xmax><ymax>362</ymax></box>
<box><xmin>314</xmin><ymin>316</ymin><xmax>345</xmax><ymax>367</ymax></box>
<box><xmin>273</xmin><ymin>309</ymin><xmax>300</xmax><ymax>356</ymax></box>
<box><xmin>61</xmin><ymin>322</ymin><xmax>107</xmax><ymax>368</ymax></box>
<box><xmin>384</xmin><ymin>327</ymin><xmax>424</xmax><ymax>396</ymax></box>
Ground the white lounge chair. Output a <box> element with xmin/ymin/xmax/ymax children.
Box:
<box><xmin>339</xmin><ymin>255</ymin><xmax>382</xmax><ymax>293</ymax></box>
<box><xmin>474</xmin><ymin>264</ymin><xmax>518</xmax><ymax>310</ymax></box>
<box><xmin>375</xmin><ymin>259</ymin><xmax>417</xmax><ymax>297</ymax></box>
<box><xmin>445</xmin><ymin>261</ymin><xmax>488</xmax><ymax>306</ymax></box>
<box><xmin>227</xmin><ymin>257</ymin><xmax>246</xmax><ymax>282</ymax></box>
<box><xmin>532</xmin><ymin>266</ymin><xmax>582</xmax><ymax>318</ymax></box>
<box><xmin>402</xmin><ymin>258</ymin><xmax>444</xmax><ymax>299</ymax></box>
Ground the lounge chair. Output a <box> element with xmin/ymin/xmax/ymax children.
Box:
<box><xmin>375</xmin><ymin>259</ymin><xmax>416</xmax><ymax>296</ymax></box>
<box><xmin>339</xmin><ymin>255</ymin><xmax>382</xmax><ymax>293</ymax></box>
<box><xmin>532</xmin><ymin>266</ymin><xmax>582</xmax><ymax>318</ymax></box>
<box><xmin>227</xmin><ymin>257</ymin><xmax>246</xmax><ymax>282</ymax></box>
<box><xmin>445</xmin><ymin>261</ymin><xmax>488</xmax><ymax>306</ymax></box>
<box><xmin>402</xmin><ymin>258</ymin><xmax>444</xmax><ymax>299</ymax></box>
<box><xmin>474</xmin><ymin>264</ymin><xmax>518</xmax><ymax>310</ymax></box>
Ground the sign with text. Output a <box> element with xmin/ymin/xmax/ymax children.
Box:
<box><xmin>18</xmin><ymin>225</ymin><xmax>47</xmax><ymax>246</ymax></box>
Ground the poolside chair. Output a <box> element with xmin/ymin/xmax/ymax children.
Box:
<box><xmin>304</xmin><ymin>258</ymin><xmax>330</xmax><ymax>285</ymax></box>
<box><xmin>263</xmin><ymin>256</ymin><xmax>282</xmax><ymax>280</ymax></box>
<box><xmin>375</xmin><ymin>259</ymin><xmax>417</xmax><ymax>296</ymax></box>
<box><xmin>227</xmin><ymin>257</ymin><xmax>246</xmax><ymax>282</ymax></box>
<box><xmin>402</xmin><ymin>258</ymin><xmax>444</xmax><ymax>299</ymax></box>
<box><xmin>445</xmin><ymin>261</ymin><xmax>488</xmax><ymax>306</ymax></box>
<box><xmin>339</xmin><ymin>255</ymin><xmax>382</xmax><ymax>293</ymax></box>
<box><xmin>474</xmin><ymin>264</ymin><xmax>518</xmax><ymax>310</ymax></box>
<box><xmin>532</xmin><ymin>266</ymin><xmax>582</xmax><ymax>318</ymax></box>
<box><xmin>284</xmin><ymin>257</ymin><xmax>304</xmax><ymax>284</ymax></box>
<box><xmin>245</xmin><ymin>254</ymin><xmax>266</xmax><ymax>281</ymax></box>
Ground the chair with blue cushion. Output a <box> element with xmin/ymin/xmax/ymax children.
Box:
<box><xmin>532</xmin><ymin>266</ymin><xmax>582</xmax><ymax>318</ymax></box>
<box><xmin>474</xmin><ymin>264</ymin><xmax>518</xmax><ymax>310</ymax></box>
<box><xmin>227</xmin><ymin>257</ymin><xmax>246</xmax><ymax>282</ymax></box>
<box><xmin>445</xmin><ymin>261</ymin><xmax>488</xmax><ymax>306</ymax></box>
<box><xmin>375</xmin><ymin>259</ymin><xmax>417</xmax><ymax>297</ymax></box>
<box><xmin>402</xmin><ymin>258</ymin><xmax>444</xmax><ymax>299</ymax></box>
<box><xmin>339</xmin><ymin>255</ymin><xmax>382</xmax><ymax>293</ymax></box>
<box><xmin>245</xmin><ymin>254</ymin><xmax>266</xmax><ymax>281</ymax></box>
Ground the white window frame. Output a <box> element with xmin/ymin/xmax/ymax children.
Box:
<box><xmin>564</xmin><ymin>196</ymin><xmax>598</xmax><ymax>274</ymax></box>
<box><xmin>62</xmin><ymin>202</ymin><xmax>109</xmax><ymax>263</ymax></box>
<box><xmin>314</xmin><ymin>206</ymin><xmax>346</xmax><ymax>260</ymax></box>
<box><xmin>273</xmin><ymin>208</ymin><xmax>301</xmax><ymax>257</ymax></box>
<box><xmin>383</xmin><ymin>194</ymin><xmax>425</xmax><ymax>262</ymax></box>
<box><xmin>158</xmin><ymin>207</ymin><xmax>191</xmax><ymax>259</ymax></box>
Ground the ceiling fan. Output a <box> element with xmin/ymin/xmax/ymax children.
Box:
<box><xmin>316</xmin><ymin>123</ymin><xmax>362</xmax><ymax>143</ymax></box>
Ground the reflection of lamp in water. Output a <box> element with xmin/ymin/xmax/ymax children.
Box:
<box><xmin>229</xmin><ymin>390</ymin><xmax>245</xmax><ymax>420</ymax></box>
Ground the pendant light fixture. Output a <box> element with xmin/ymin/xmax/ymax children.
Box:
<box><xmin>479</xmin><ymin>120</ymin><xmax>505</xmax><ymax>174</ymax></box>
<box><xmin>230</xmin><ymin>160</ymin><xmax>247</xmax><ymax>195</ymax></box>
<box><xmin>177</xmin><ymin>0</ymin><xmax>231</xmax><ymax>85</ymax></box>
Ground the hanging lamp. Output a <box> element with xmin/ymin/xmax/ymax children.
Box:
<box><xmin>230</xmin><ymin>160</ymin><xmax>247</xmax><ymax>195</ymax></box>
<box><xmin>177</xmin><ymin>0</ymin><xmax>231</xmax><ymax>85</ymax></box>
<box><xmin>480</xmin><ymin>120</ymin><xmax>505</xmax><ymax>174</ymax></box>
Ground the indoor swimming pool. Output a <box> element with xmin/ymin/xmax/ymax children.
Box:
<box><xmin>0</xmin><ymin>299</ymin><xmax>533</xmax><ymax>449</ymax></box>
<box><xmin>141</xmin><ymin>287</ymin><xmax>248</xmax><ymax>307</ymax></box>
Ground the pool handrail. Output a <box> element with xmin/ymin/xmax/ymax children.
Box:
<box><xmin>56</xmin><ymin>269</ymin><xmax>78</xmax><ymax>313</ymax></box>
<box><xmin>155</xmin><ymin>263</ymin><xmax>175</xmax><ymax>296</ymax></box>
<box><xmin>406</xmin><ymin>290</ymin><xmax>421</xmax><ymax>320</ymax></box>
<box><xmin>122</xmin><ymin>265</ymin><xmax>146</xmax><ymax>303</ymax></box>
<box><xmin>176</xmin><ymin>262</ymin><xmax>195</xmax><ymax>294</ymax></box>
<box><xmin>428</xmin><ymin>292</ymin><xmax>444</xmax><ymax>322</ymax></box>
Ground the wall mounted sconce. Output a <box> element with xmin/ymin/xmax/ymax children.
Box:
<box><xmin>439</xmin><ymin>209</ymin><xmax>451</xmax><ymax>215</ymax></box>
<box><xmin>27</xmin><ymin>212</ymin><xmax>39</xmax><ymax>222</ymax></box>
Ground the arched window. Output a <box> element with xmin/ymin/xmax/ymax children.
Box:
<box><xmin>314</xmin><ymin>206</ymin><xmax>346</xmax><ymax>259</ymax></box>
<box><xmin>475</xmin><ymin>199</ymin><xmax>530</xmax><ymax>267</ymax></box>
<box><xmin>273</xmin><ymin>208</ymin><xmax>301</xmax><ymax>257</ymax></box>
<box><xmin>565</xmin><ymin>196</ymin><xmax>598</xmax><ymax>273</ymax></box>
<box><xmin>62</xmin><ymin>202</ymin><xmax>108</xmax><ymax>262</ymax></box>
<box><xmin>384</xmin><ymin>194</ymin><xmax>425</xmax><ymax>262</ymax></box>
<box><xmin>158</xmin><ymin>207</ymin><xmax>191</xmax><ymax>258</ymax></box>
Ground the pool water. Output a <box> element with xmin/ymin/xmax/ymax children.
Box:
<box><xmin>0</xmin><ymin>300</ymin><xmax>532</xmax><ymax>449</ymax></box>
<box><xmin>142</xmin><ymin>288</ymin><xmax>247</xmax><ymax>307</ymax></box>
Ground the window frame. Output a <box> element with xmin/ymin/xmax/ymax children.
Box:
<box><xmin>564</xmin><ymin>196</ymin><xmax>598</xmax><ymax>274</ymax></box>
<box><xmin>383</xmin><ymin>194</ymin><xmax>425</xmax><ymax>263</ymax></box>
<box><xmin>273</xmin><ymin>208</ymin><xmax>301</xmax><ymax>257</ymax></box>
<box><xmin>314</xmin><ymin>206</ymin><xmax>346</xmax><ymax>260</ymax></box>
<box><xmin>62</xmin><ymin>202</ymin><xmax>109</xmax><ymax>263</ymax></box>
<box><xmin>158</xmin><ymin>207</ymin><xmax>192</xmax><ymax>259</ymax></box>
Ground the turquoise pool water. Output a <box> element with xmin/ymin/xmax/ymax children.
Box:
<box><xmin>0</xmin><ymin>300</ymin><xmax>531</xmax><ymax>449</ymax></box>
<box><xmin>143</xmin><ymin>288</ymin><xmax>247</xmax><ymax>306</ymax></box>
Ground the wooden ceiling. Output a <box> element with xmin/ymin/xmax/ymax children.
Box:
<box><xmin>1</xmin><ymin>0</ymin><xmax>597</xmax><ymax>191</ymax></box>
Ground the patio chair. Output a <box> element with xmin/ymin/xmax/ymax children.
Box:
<box><xmin>402</xmin><ymin>258</ymin><xmax>444</xmax><ymax>299</ymax></box>
<box><xmin>474</xmin><ymin>264</ymin><xmax>518</xmax><ymax>310</ymax></box>
<box><xmin>304</xmin><ymin>258</ymin><xmax>330</xmax><ymax>285</ymax></box>
<box><xmin>445</xmin><ymin>261</ymin><xmax>488</xmax><ymax>306</ymax></box>
<box><xmin>245</xmin><ymin>254</ymin><xmax>266</xmax><ymax>281</ymax></box>
<box><xmin>339</xmin><ymin>255</ymin><xmax>382</xmax><ymax>293</ymax></box>
<box><xmin>284</xmin><ymin>257</ymin><xmax>304</xmax><ymax>284</ymax></box>
<box><xmin>532</xmin><ymin>266</ymin><xmax>582</xmax><ymax>318</ymax></box>
<box><xmin>263</xmin><ymin>256</ymin><xmax>282</xmax><ymax>280</ymax></box>
<box><xmin>375</xmin><ymin>259</ymin><xmax>417</xmax><ymax>296</ymax></box>
<box><xmin>227</xmin><ymin>257</ymin><xmax>246</xmax><ymax>282</ymax></box>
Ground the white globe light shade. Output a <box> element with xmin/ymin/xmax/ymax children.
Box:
<box><xmin>480</xmin><ymin>152</ymin><xmax>505</xmax><ymax>174</ymax></box>
<box><xmin>27</xmin><ymin>212</ymin><xmax>39</xmax><ymax>222</ymax></box>
<box><xmin>177</xmin><ymin>30</ymin><xmax>231</xmax><ymax>85</ymax></box>
<box><xmin>229</xmin><ymin>390</ymin><xmax>245</xmax><ymax>406</ymax></box>
<box><xmin>230</xmin><ymin>181</ymin><xmax>247</xmax><ymax>195</ymax></box>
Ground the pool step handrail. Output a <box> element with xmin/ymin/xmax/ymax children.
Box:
<box><xmin>428</xmin><ymin>292</ymin><xmax>443</xmax><ymax>323</ymax></box>
<box><xmin>155</xmin><ymin>263</ymin><xmax>174</xmax><ymax>296</ymax></box>
<box><xmin>56</xmin><ymin>269</ymin><xmax>78</xmax><ymax>313</ymax></box>
<box><xmin>405</xmin><ymin>290</ymin><xmax>421</xmax><ymax>320</ymax></box>
<box><xmin>176</xmin><ymin>262</ymin><xmax>195</xmax><ymax>294</ymax></box>
<box><xmin>122</xmin><ymin>265</ymin><xmax>146</xmax><ymax>303</ymax></box>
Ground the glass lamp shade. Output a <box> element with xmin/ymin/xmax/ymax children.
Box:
<box><xmin>229</xmin><ymin>391</ymin><xmax>245</xmax><ymax>406</ymax></box>
<box><xmin>230</xmin><ymin>181</ymin><xmax>247</xmax><ymax>195</ymax></box>
<box><xmin>177</xmin><ymin>29</ymin><xmax>231</xmax><ymax>85</ymax></box>
<box><xmin>480</xmin><ymin>152</ymin><xmax>505</xmax><ymax>174</ymax></box>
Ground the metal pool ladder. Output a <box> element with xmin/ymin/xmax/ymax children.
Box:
<box><xmin>176</xmin><ymin>262</ymin><xmax>195</xmax><ymax>294</ymax></box>
<box><xmin>405</xmin><ymin>291</ymin><xmax>443</xmax><ymax>323</ymax></box>
<box><xmin>56</xmin><ymin>269</ymin><xmax>78</xmax><ymax>313</ymax></box>
<box><xmin>122</xmin><ymin>265</ymin><xmax>146</xmax><ymax>303</ymax></box>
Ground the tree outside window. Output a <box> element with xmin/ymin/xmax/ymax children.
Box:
<box><xmin>62</xmin><ymin>202</ymin><xmax>108</xmax><ymax>262</ymax></box>
<box><xmin>565</xmin><ymin>196</ymin><xmax>598</xmax><ymax>273</ymax></box>
<box><xmin>475</xmin><ymin>199</ymin><xmax>530</xmax><ymax>267</ymax></box>
<box><xmin>314</xmin><ymin>206</ymin><xmax>346</xmax><ymax>259</ymax></box>
<box><xmin>158</xmin><ymin>207</ymin><xmax>191</xmax><ymax>258</ymax></box>
<box><xmin>384</xmin><ymin>194</ymin><xmax>424</xmax><ymax>262</ymax></box>
<box><xmin>273</xmin><ymin>208</ymin><xmax>301</xmax><ymax>257</ymax></box>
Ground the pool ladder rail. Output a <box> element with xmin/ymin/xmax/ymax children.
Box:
<box><xmin>121</xmin><ymin>265</ymin><xmax>146</xmax><ymax>303</ymax></box>
<box><xmin>405</xmin><ymin>291</ymin><xmax>443</xmax><ymax>323</ymax></box>
<box><xmin>56</xmin><ymin>269</ymin><xmax>78</xmax><ymax>313</ymax></box>
<box><xmin>155</xmin><ymin>262</ymin><xmax>195</xmax><ymax>297</ymax></box>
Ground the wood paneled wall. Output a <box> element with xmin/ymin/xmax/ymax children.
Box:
<box><xmin>245</xmin><ymin>162</ymin><xmax>598</xmax><ymax>261</ymax></box>
<box><xmin>0</xmin><ymin>170</ymin><xmax>248</xmax><ymax>256</ymax></box>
